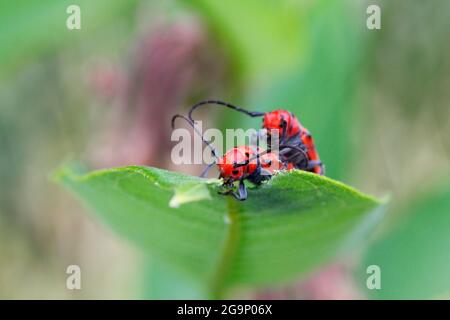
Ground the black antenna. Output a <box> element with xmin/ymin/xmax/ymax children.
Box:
<box><xmin>256</xmin><ymin>129</ymin><xmax>261</xmax><ymax>167</ymax></box>
<box><xmin>188</xmin><ymin>100</ymin><xmax>265</xmax><ymax>123</ymax></box>
<box><xmin>171</xmin><ymin>114</ymin><xmax>220</xmax><ymax>161</ymax></box>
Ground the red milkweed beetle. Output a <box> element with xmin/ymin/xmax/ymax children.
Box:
<box><xmin>187</xmin><ymin>100</ymin><xmax>324</xmax><ymax>175</ymax></box>
<box><xmin>171</xmin><ymin>114</ymin><xmax>303</xmax><ymax>200</ymax></box>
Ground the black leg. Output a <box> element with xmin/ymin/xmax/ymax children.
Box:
<box><xmin>279</xmin><ymin>145</ymin><xmax>309</xmax><ymax>170</ymax></box>
<box><xmin>236</xmin><ymin>179</ymin><xmax>248</xmax><ymax>201</ymax></box>
<box><xmin>307</xmin><ymin>160</ymin><xmax>325</xmax><ymax>175</ymax></box>
<box><xmin>218</xmin><ymin>180</ymin><xmax>248</xmax><ymax>201</ymax></box>
<box><xmin>307</xmin><ymin>160</ymin><xmax>322</xmax><ymax>170</ymax></box>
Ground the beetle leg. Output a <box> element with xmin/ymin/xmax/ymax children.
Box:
<box><xmin>236</xmin><ymin>179</ymin><xmax>248</xmax><ymax>201</ymax></box>
<box><xmin>307</xmin><ymin>160</ymin><xmax>325</xmax><ymax>175</ymax></box>
<box><xmin>280</xmin><ymin>146</ymin><xmax>309</xmax><ymax>169</ymax></box>
<box><xmin>219</xmin><ymin>180</ymin><xmax>247</xmax><ymax>201</ymax></box>
<box><xmin>307</xmin><ymin>160</ymin><xmax>322</xmax><ymax>169</ymax></box>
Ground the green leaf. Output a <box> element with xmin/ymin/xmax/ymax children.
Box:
<box><xmin>55</xmin><ymin>165</ymin><xmax>382</xmax><ymax>297</ymax></box>
<box><xmin>143</xmin><ymin>258</ymin><xmax>208</xmax><ymax>299</ymax></box>
<box><xmin>358</xmin><ymin>182</ymin><xmax>450</xmax><ymax>299</ymax></box>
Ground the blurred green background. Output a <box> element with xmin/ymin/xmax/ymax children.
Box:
<box><xmin>0</xmin><ymin>0</ymin><xmax>449</xmax><ymax>299</ymax></box>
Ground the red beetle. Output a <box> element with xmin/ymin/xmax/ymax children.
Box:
<box><xmin>188</xmin><ymin>100</ymin><xmax>324</xmax><ymax>175</ymax></box>
<box><xmin>171</xmin><ymin>114</ymin><xmax>286</xmax><ymax>200</ymax></box>
<box><xmin>217</xmin><ymin>145</ymin><xmax>285</xmax><ymax>200</ymax></box>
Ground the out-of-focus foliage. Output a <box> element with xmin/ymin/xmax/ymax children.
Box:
<box><xmin>184</xmin><ymin>0</ymin><xmax>307</xmax><ymax>80</ymax></box>
<box><xmin>369</xmin><ymin>0</ymin><xmax>450</xmax><ymax>118</ymax></box>
<box><xmin>0</xmin><ymin>0</ymin><xmax>140</xmax><ymax>299</ymax></box>
<box><xmin>0</xmin><ymin>0</ymin><xmax>449</xmax><ymax>299</ymax></box>
<box><xmin>358</xmin><ymin>181</ymin><xmax>450</xmax><ymax>299</ymax></box>
<box><xmin>56</xmin><ymin>165</ymin><xmax>381</xmax><ymax>297</ymax></box>
<box><xmin>0</xmin><ymin>0</ymin><xmax>137</xmax><ymax>77</ymax></box>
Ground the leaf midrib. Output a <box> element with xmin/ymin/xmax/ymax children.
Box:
<box><xmin>209</xmin><ymin>197</ymin><xmax>242</xmax><ymax>298</ymax></box>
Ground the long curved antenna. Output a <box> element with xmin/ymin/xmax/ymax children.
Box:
<box><xmin>256</xmin><ymin>130</ymin><xmax>261</xmax><ymax>167</ymax></box>
<box><xmin>171</xmin><ymin>114</ymin><xmax>220</xmax><ymax>161</ymax></box>
<box><xmin>200</xmin><ymin>163</ymin><xmax>215</xmax><ymax>178</ymax></box>
<box><xmin>188</xmin><ymin>100</ymin><xmax>265</xmax><ymax>123</ymax></box>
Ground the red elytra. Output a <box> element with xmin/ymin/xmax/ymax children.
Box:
<box><xmin>263</xmin><ymin>109</ymin><xmax>323</xmax><ymax>175</ymax></box>
<box><xmin>218</xmin><ymin>145</ymin><xmax>283</xmax><ymax>182</ymax></box>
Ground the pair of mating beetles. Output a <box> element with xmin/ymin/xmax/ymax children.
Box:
<box><xmin>172</xmin><ymin>100</ymin><xmax>323</xmax><ymax>201</ymax></box>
